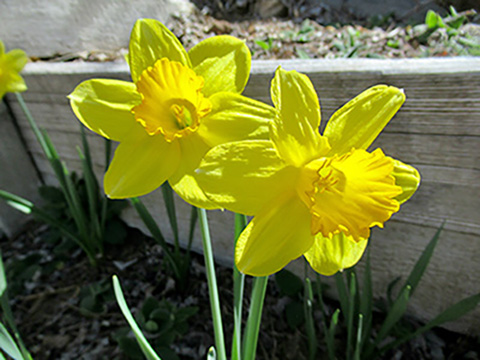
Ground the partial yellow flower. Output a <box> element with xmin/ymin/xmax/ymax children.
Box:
<box><xmin>68</xmin><ymin>19</ymin><xmax>273</xmax><ymax>208</ymax></box>
<box><xmin>197</xmin><ymin>67</ymin><xmax>420</xmax><ymax>276</ymax></box>
<box><xmin>0</xmin><ymin>40</ymin><xmax>28</xmax><ymax>98</ymax></box>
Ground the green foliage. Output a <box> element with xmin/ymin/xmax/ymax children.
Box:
<box><xmin>254</xmin><ymin>38</ymin><xmax>274</xmax><ymax>51</ymax></box>
<box><xmin>0</xmin><ymin>253</ymin><xmax>32</xmax><ymax>360</ymax></box>
<box><xmin>78</xmin><ymin>278</ymin><xmax>115</xmax><ymax>315</ymax></box>
<box><xmin>0</xmin><ymin>94</ymin><xmax>129</xmax><ymax>266</ymax></box>
<box><xmin>112</xmin><ymin>276</ymin><xmax>197</xmax><ymax>360</ymax></box>
<box><xmin>130</xmin><ymin>190</ymin><xmax>197</xmax><ymax>292</ymax></box>
<box><xmin>411</xmin><ymin>7</ymin><xmax>478</xmax><ymax>54</ymax></box>
<box><xmin>274</xmin><ymin>269</ymin><xmax>305</xmax><ymax>329</ymax></box>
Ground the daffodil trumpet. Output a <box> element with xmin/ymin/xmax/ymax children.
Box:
<box><xmin>197</xmin><ymin>67</ymin><xmax>421</xmax><ymax>277</ymax></box>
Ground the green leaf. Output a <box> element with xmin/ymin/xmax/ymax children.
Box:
<box><xmin>403</xmin><ymin>222</ymin><xmax>444</xmax><ymax>297</ymax></box>
<box><xmin>359</xmin><ymin>248</ymin><xmax>373</xmax><ymax>351</ymax></box>
<box><xmin>0</xmin><ymin>322</ymin><xmax>23</xmax><ymax>360</ymax></box>
<box><xmin>335</xmin><ymin>272</ymin><xmax>350</xmax><ymax>321</ymax></box>
<box><xmin>326</xmin><ymin>309</ymin><xmax>340</xmax><ymax>360</ymax></box>
<box><xmin>353</xmin><ymin>314</ymin><xmax>364</xmax><ymax>360</ymax></box>
<box><xmin>0</xmin><ymin>254</ymin><xmax>6</xmax><ymax>297</ymax></box>
<box><xmin>207</xmin><ymin>347</ymin><xmax>217</xmax><ymax>360</ymax></box>
<box><xmin>254</xmin><ymin>39</ymin><xmax>272</xmax><ymax>51</ymax></box>
<box><xmin>275</xmin><ymin>269</ymin><xmax>303</xmax><ymax>297</ymax></box>
<box><xmin>425</xmin><ymin>10</ymin><xmax>439</xmax><ymax>28</ymax></box>
<box><xmin>346</xmin><ymin>272</ymin><xmax>357</xmax><ymax>359</ymax></box>
<box><xmin>380</xmin><ymin>292</ymin><xmax>480</xmax><ymax>354</ymax></box>
<box><xmin>0</xmin><ymin>190</ymin><xmax>34</xmax><ymax>214</ymax></box>
<box><xmin>161</xmin><ymin>182</ymin><xmax>179</xmax><ymax>250</ymax></box>
<box><xmin>130</xmin><ymin>197</ymin><xmax>179</xmax><ymax>279</ymax></box>
<box><xmin>304</xmin><ymin>278</ymin><xmax>317</xmax><ymax>360</ymax></box>
<box><xmin>376</xmin><ymin>285</ymin><xmax>411</xmax><ymax>345</ymax></box>
<box><xmin>112</xmin><ymin>275</ymin><xmax>162</xmax><ymax>360</ymax></box>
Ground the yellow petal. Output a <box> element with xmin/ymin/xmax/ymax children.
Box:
<box><xmin>68</xmin><ymin>79</ymin><xmax>144</xmax><ymax>142</ymax></box>
<box><xmin>391</xmin><ymin>159</ymin><xmax>421</xmax><ymax>204</ymax></box>
<box><xmin>128</xmin><ymin>19</ymin><xmax>190</xmax><ymax>82</ymax></box>
<box><xmin>235</xmin><ymin>195</ymin><xmax>314</xmax><ymax>276</ymax></box>
<box><xmin>304</xmin><ymin>233</ymin><xmax>368</xmax><ymax>276</ymax></box>
<box><xmin>104</xmin><ymin>136</ymin><xmax>180</xmax><ymax>198</ymax></box>
<box><xmin>4</xmin><ymin>49</ymin><xmax>28</xmax><ymax>72</ymax></box>
<box><xmin>198</xmin><ymin>92</ymin><xmax>273</xmax><ymax>147</ymax></box>
<box><xmin>4</xmin><ymin>73</ymin><xmax>27</xmax><ymax>93</ymax></box>
<box><xmin>169</xmin><ymin>133</ymin><xmax>217</xmax><ymax>209</ymax></box>
<box><xmin>188</xmin><ymin>35</ymin><xmax>251</xmax><ymax>97</ymax></box>
<box><xmin>196</xmin><ymin>140</ymin><xmax>297</xmax><ymax>215</ymax></box>
<box><xmin>270</xmin><ymin>67</ymin><xmax>329</xmax><ymax>167</ymax></box>
<box><xmin>0</xmin><ymin>46</ymin><xmax>28</xmax><ymax>96</ymax></box>
<box><xmin>324</xmin><ymin>85</ymin><xmax>405</xmax><ymax>156</ymax></box>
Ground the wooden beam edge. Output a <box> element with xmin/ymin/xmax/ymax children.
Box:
<box><xmin>22</xmin><ymin>57</ymin><xmax>480</xmax><ymax>76</ymax></box>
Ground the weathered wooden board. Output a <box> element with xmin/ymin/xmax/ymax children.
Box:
<box><xmin>0</xmin><ymin>100</ymin><xmax>41</xmax><ymax>236</ymax></box>
<box><xmin>4</xmin><ymin>57</ymin><xmax>480</xmax><ymax>333</ymax></box>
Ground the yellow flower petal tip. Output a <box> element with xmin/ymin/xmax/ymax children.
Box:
<box><xmin>0</xmin><ymin>40</ymin><xmax>28</xmax><ymax>98</ymax></box>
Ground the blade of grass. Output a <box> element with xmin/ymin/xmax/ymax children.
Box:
<box><xmin>380</xmin><ymin>292</ymin><xmax>480</xmax><ymax>355</ymax></box>
<box><xmin>353</xmin><ymin>314</ymin><xmax>364</xmax><ymax>360</ymax></box>
<box><xmin>402</xmin><ymin>222</ymin><xmax>444</xmax><ymax>297</ymax></box>
<box><xmin>0</xmin><ymin>322</ymin><xmax>24</xmax><ymax>360</ymax></box>
<box><xmin>327</xmin><ymin>308</ymin><xmax>340</xmax><ymax>360</ymax></box>
<box><xmin>0</xmin><ymin>190</ymin><xmax>94</xmax><ymax>261</ymax></box>
<box><xmin>197</xmin><ymin>208</ymin><xmax>226</xmax><ymax>360</ymax></box>
<box><xmin>77</xmin><ymin>147</ymin><xmax>102</xmax><ymax>250</ymax></box>
<box><xmin>335</xmin><ymin>272</ymin><xmax>350</xmax><ymax>321</ymax></box>
<box><xmin>359</xmin><ymin>248</ymin><xmax>373</xmax><ymax>352</ymax></box>
<box><xmin>304</xmin><ymin>276</ymin><xmax>317</xmax><ymax>360</ymax></box>
<box><xmin>371</xmin><ymin>285</ymin><xmax>411</xmax><ymax>351</ymax></box>
<box><xmin>161</xmin><ymin>182</ymin><xmax>179</xmax><ymax>253</ymax></box>
<box><xmin>315</xmin><ymin>274</ymin><xmax>337</xmax><ymax>360</ymax></box>
<box><xmin>130</xmin><ymin>197</ymin><xmax>179</xmax><ymax>279</ymax></box>
<box><xmin>207</xmin><ymin>347</ymin><xmax>217</xmax><ymax>360</ymax></box>
<box><xmin>112</xmin><ymin>276</ymin><xmax>162</xmax><ymax>360</ymax></box>
<box><xmin>0</xmin><ymin>254</ymin><xmax>32</xmax><ymax>360</ymax></box>
<box><xmin>346</xmin><ymin>272</ymin><xmax>357</xmax><ymax>360</ymax></box>
<box><xmin>14</xmin><ymin>93</ymin><xmax>51</xmax><ymax>159</ymax></box>
<box><xmin>187</xmin><ymin>205</ymin><xmax>198</xmax><ymax>252</ymax></box>
<box><xmin>232</xmin><ymin>213</ymin><xmax>247</xmax><ymax>360</ymax></box>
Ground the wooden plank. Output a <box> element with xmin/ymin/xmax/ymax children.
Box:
<box><xmin>5</xmin><ymin>58</ymin><xmax>480</xmax><ymax>333</ymax></box>
<box><xmin>0</xmin><ymin>100</ymin><xmax>41</xmax><ymax>236</ymax></box>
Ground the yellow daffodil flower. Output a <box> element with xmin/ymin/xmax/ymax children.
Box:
<box><xmin>196</xmin><ymin>67</ymin><xmax>420</xmax><ymax>276</ymax></box>
<box><xmin>0</xmin><ymin>40</ymin><xmax>28</xmax><ymax>98</ymax></box>
<box><xmin>68</xmin><ymin>19</ymin><xmax>273</xmax><ymax>207</ymax></box>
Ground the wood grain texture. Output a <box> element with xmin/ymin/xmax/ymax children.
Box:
<box><xmin>5</xmin><ymin>58</ymin><xmax>480</xmax><ymax>333</ymax></box>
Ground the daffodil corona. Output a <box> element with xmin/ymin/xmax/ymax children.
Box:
<box><xmin>69</xmin><ymin>19</ymin><xmax>274</xmax><ymax>207</ymax></box>
<box><xmin>196</xmin><ymin>67</ymin><xmax>421</xmax><ymax>276</ymax></box>
<box><xmin>0</xmin><ymin>40</ymin><xmax>28</xmax><ymax>98</ymax></box>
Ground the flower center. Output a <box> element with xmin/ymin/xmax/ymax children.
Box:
<box><xmin>297</xmin><ymin>148</ymin><xmax>402</xmax><ymax>241</ymax></box>
<box><xmin>132</xmin><ymin>58</ymin><xmax>212</xmax><ymax>142</ymax></box>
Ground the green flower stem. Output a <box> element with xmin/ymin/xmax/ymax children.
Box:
<box><xmin>197</xmin><ymin>208</ymin><xmax>226</xmax><ymax>360</ymax></box>
<box><xmin>242</xmin><ymin>275</ymin><xmax>268</xmax><ymax>360</ymax></box>
<box><xmin>232</xmin><ymin>213</ymin><xmax>247</xmax><ymax>360</ymax></box>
